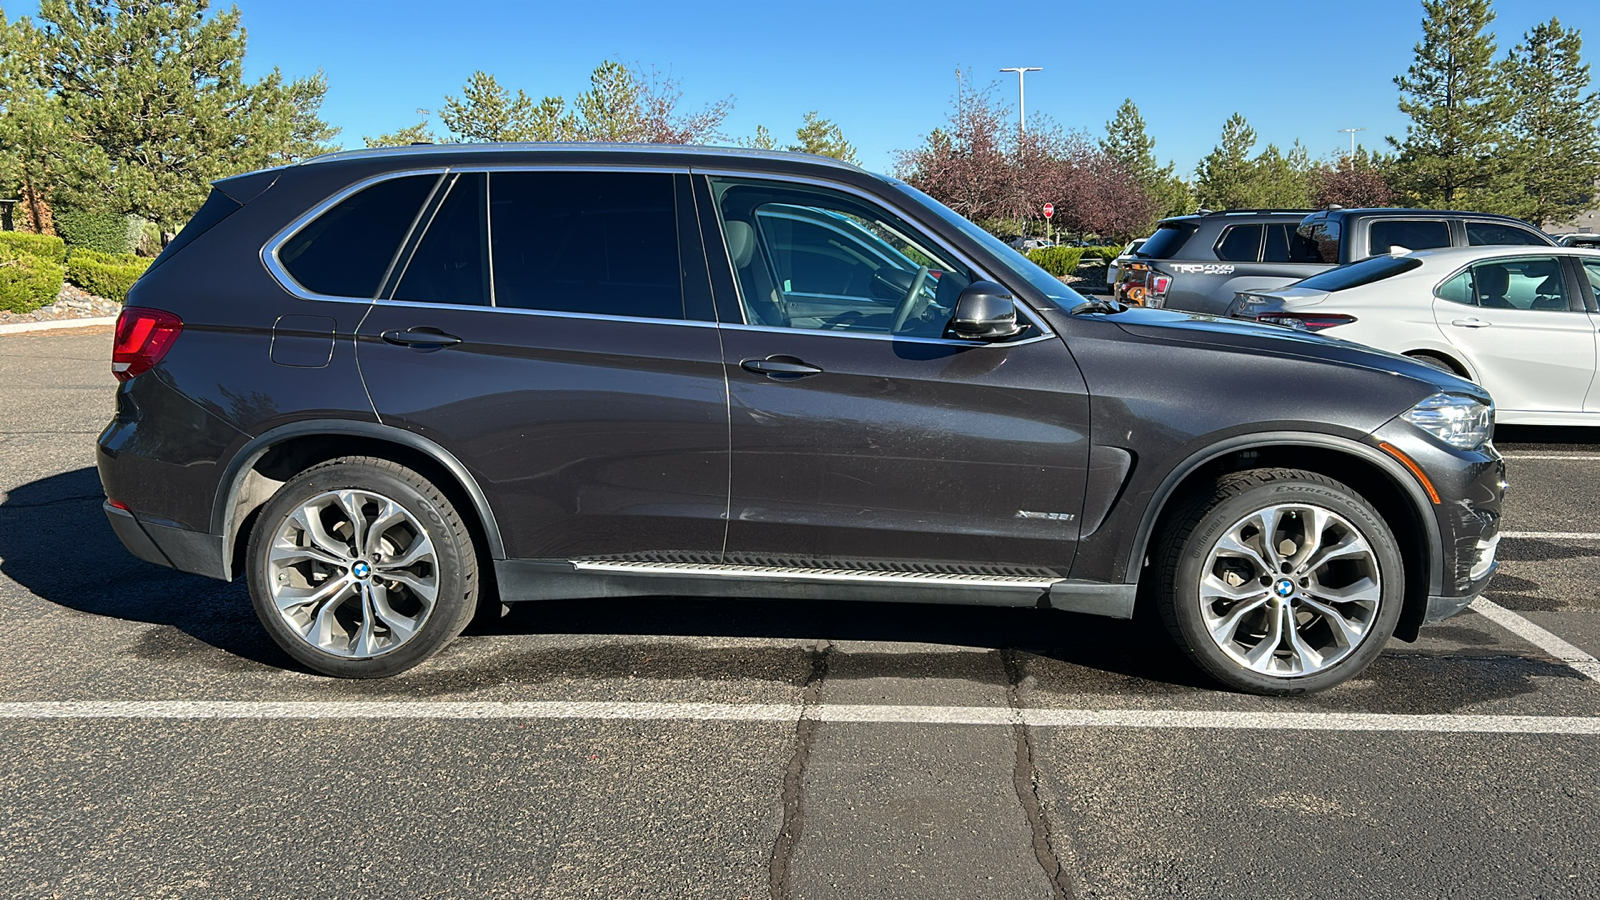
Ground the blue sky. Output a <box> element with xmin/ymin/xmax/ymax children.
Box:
<box><xmin>9</xmin><ymin>0</ymin><xmax>1600</xmax><ymax>175</ymax></box>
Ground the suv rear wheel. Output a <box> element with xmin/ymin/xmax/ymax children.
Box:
<box><xmin>1153</xmin><ymin>468</ymin><xmax>1404</xmax><ymax>694</ymax></box>
<box><xmin>245</xmin><ymin>456</ymin><xmax>479</xmax><ymax>677</ymax></box>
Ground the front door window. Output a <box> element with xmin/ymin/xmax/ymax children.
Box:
<box><xmin>709</xmin><ymin>178</ymin><xmax>973</xmax><ymax>338</ymax></box>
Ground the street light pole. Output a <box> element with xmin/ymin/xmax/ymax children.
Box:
<box><xmin>1338</xmin><ymin>127</ymin><xmax>1367</xmax><ymax>158</ymax></box>
<box><xmin>999</xmin><ymin>66</ymin><xmax>1042</xmax><ymax>133</ymax></box>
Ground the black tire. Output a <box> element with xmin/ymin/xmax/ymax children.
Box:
<box><xmin>1406</xmin><ymin>352</ymin><xmax>1467</xmax><ymax>378</ymax></box>
<box><xmin>246</xmin><ymin>456</ymin><xmax>479</xmax><ymax>678</ymax></box>
<box><xmin>1152</xmin><ymin>468</ymin><xmax>1404</xmax><ymax>695</ymax></box>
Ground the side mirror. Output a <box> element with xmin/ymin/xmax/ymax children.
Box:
<box><xmin>948</xmin><ymin>282</ymin><xmax>1023</xmax><ymax>340</ymax></box>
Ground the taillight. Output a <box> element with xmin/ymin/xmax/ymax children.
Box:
<box><xmin>113</xmin><ymin>307</ymin><xmax>183</xmax><ymax>382</ymax></box>
<box><xmin>1257</xmin><ymin>312</ymin><xmax>1357</xmax><ymax>332</ymax></box>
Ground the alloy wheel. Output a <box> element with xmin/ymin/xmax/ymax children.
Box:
<box><xmin>265</xmin><ymin>489</ymin><xmax>439</xmax><ymax>659</ymax></box>
<box><xmin>1199</xmin><ymin>503</ymin><xmax>1382</xmax><ymax>678</ymax></box>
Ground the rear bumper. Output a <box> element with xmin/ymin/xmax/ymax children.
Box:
<box><xmin>104</xmin><ymin>501</ymin><xmax>229</xmax><ymax>581</ymax></box>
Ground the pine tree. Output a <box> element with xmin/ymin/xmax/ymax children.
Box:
<box><xmin>1388</xmin><ymin>0</ymin><xmax>1510</xmax><ymax>208</ymax></box>
<box><xmin>1254</xmin><ymin>141</ymin><xmax>1313</xmax><ymax>209</ymax></box>
<box><xmin>743</xmin><ymin>125</ymin><xmax>777</xmax><ymax>151</ymax></box>
<box><xmin>1101</xmin><ymin>98</ymin><xmax>1190</xmax><ymax>221</ymax></box>
<box><xmin>788</xmin><ymin>111</ymin><xmax>858</xmax><ymax>164</ymax></box>
<box><xmin>364</xmin><ymin>114</ymin><xmax>437</xmax><ymax>148</ymax></box>
<box><xmin>0</xmin><ymin>14</ymin><xmax>64</xmax><ymax>233</ymax></box>
<box><xmin>26</xmin><ymin>0</ymin><xmax>336</xmax><ymax>231</ymax></box>
<box><xmin>440</xmin><ymin>72</ymin><xmax>541</xmax><ymax>142</ymax></box>
<box><xmin>1502</xmin><ymin>18</ymin><xmax>1599</xmax><ymax>226</ymax></box>
<box><xmin>1195</xmin><ymin>113</ymin><xmax>1259</xmax><ymax>209</ymax></box>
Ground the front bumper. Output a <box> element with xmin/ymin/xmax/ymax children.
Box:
<box><xmin>1371</xmin><ymin>421</ymin><xmax>1505</xmax><ymax>634</ymax></box>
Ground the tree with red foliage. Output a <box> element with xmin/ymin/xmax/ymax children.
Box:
<box><xmin>894</xmin><ymin>78</ymin><xmax>1158</xmax><ymax>242</ymax></box>
<box><xmin>1309</xmin><ymin>150</ymin><xmax>1397</xmax><ymax>209</ymax></box>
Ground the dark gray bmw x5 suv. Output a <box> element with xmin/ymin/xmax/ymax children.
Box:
<box><xmin>99</xmin><ymin>144</ymin><xmax>1505</xmax><ymax>694</ymax></box>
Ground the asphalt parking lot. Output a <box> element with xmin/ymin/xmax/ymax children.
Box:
<box><xmin>3</xmin><ymin>327</ymin><xmax>1599</xmax><ymax>899</ymax></box>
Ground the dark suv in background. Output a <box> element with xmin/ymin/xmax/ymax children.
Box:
<box><xmin>1122</xmin><ymin>207</ymin><xmax>1553</xmax><ymax>314</ymax></box>
<box><xmin>100</xmin><ymin>144</ymin><xmax>1504</xmax><ymax>694</ymax></box>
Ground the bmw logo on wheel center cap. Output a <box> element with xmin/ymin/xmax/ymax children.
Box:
<box><xmin>1274</xmin><ymin>578</ymin><xmax>1295</xmax><ymax>598</ymax></box>
<box><xmin>352</xmin><ymin>561</ymin><xmax>372</xmax><ymax>579</ymax></box>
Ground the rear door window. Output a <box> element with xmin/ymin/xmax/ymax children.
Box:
<box><xmin>1368</xmin><ymin>219</ymin><xmax>1451</xmax><ymax>256</ymax></box>
<box><xmin>391</xmin><ymin>173</ymin><xmax>489</xmax><ymax>307</ymax></box>
<box><xmin>488</xmin><ymin>171</ymin><xmax>684</xmax><ymax>320</ymax></box>
<box><xmin>278</xmin><ymin>174</ymin><xmax>441</xmax><ymax>298</ymax></box>
<box><xmin>1263</xmin><ymin>224</ymin><xmax>1322</xmax><ymax>263</ymax></box>
<box><xmin>1214</xmin><ymin>224</ymin><xmax>1262</xmax><ymax>262</ymax></box>
<box><xmin>1466</xmin><ymin>221</ymin><xmax>1547</xmax><ymax>246</ymax></box>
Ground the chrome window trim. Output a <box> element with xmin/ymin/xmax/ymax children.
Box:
<box><xmin>263</xmin><ymin>165</ymin><xmax>694</xmax><ymax>315</ymax></box>
<box><xmin>691</xmin><ymin>167</ymin><xmax>1056</xmax><ymax>341</ymax></box>
<box><xmin>262</xmin><ymin>161</ymin><xmax>1055</xmax><ymax>343</ymax></box>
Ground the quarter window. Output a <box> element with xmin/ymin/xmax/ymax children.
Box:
<box><xmin>278</xmin><ymin>174</ymin><xmax>440</xmax><ymax>298</ymax></box>
<box><xmin>710</xmin><ymin>177</ymin><xmax>974</xmax><ymax>337</ymax></box>
<box><xmin>1214</xmin><ymin>224</ymin><xmax>1262</xmax><ymax>262</ymax></box>
<box><xmin>1466</xmin><ymin>221</ymin><xmax>1546</xmax><ymax>246</ymax></box>
<box><xmin>1368</xmin><ymin>220</ymin><xmax>1450</xmax><ymax>256</ymax></box>
<box><xmin>489</xmin><ymin>171</ymin><xmax>683</xmax><ymax>320</ymax></box>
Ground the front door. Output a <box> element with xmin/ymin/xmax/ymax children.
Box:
<box><xmin>701</xmin><ymin>175</ymin><xmax>1090</xmax><ymax>575</ymax></box>
<box><xmin>356</xmin><ymin>169</ymin><xmax>729</xmax><ymax>561</ymax></box>
<box><xmin>1433</xmin><ymin>255</ymin><xmax>1595</xmax><ymax>415</ymax></box>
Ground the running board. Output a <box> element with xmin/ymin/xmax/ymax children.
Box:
<box><xmin>494</xmin><ymin>559</ymin><xmax>1137</xmax><ymax>619</ymax></box>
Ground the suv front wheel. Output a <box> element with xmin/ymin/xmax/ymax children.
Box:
<box><xmin>245</xmin><ymin>456</ymin><xmax>480</xmax><ymax>677</ymax></box>
<box><xmin>1154</xmin><ymin>468</ymin><xmax>1404</xmax><ymax>694</ymax></box>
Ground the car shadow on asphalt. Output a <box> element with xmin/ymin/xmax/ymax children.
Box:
<box><xmin>2</xmin><ymin>466</ymin><xmax>1212</xmax><ymax>689</ymax></box>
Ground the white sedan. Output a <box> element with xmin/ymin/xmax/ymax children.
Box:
<box><xmin>1106</xmin><ymin>237</ymin><xmax>1148</xmax><ymax>287</ymax></box>
<box><xmin>1228</xmin><ymin>245</ymin><xmax>1600</xmax><ymax>426</ymax></box>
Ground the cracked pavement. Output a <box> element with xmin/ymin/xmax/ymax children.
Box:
<box><xmin>4</xmin><ymin>329</ymin><xmax>1600</xmax><ymax>898</ymax></box>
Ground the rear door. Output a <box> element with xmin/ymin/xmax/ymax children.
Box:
<box><xmin>1432</xmin><ymin>255</ymin><xmax>1595</xmax><ymax>414</ymax></box>
<box><xmin>1570</xmin><ymin>257</ymin><xmax>1600</xmax><ymax>412</ymax></box>
<box><xmin>698</xmin><ymin>174</ymin><xmax>1090</xmax><ymax>575</ymax></box>
<box><xmin>354</xmin><ymin>168</ymin><xmax>730</xmax><ymax>562</ymax></box>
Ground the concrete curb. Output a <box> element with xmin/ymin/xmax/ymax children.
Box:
<box><xmin>0</xmin><ymin>316</ymin><xmax>118</xmax><ymax>336</ymax></box>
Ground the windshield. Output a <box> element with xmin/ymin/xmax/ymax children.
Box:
<box><xmin>892</xmin><ymin>183</ymin><xmax>1085</xmax><ymax>311</ymax></box>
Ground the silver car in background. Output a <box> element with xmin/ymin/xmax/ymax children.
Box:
<box><xmin>1229</xmin><ymin>245</ymin><xmax>1600</xmax><ymax>426</ymax></box>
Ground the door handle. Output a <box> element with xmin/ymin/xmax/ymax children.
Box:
<box><xmin>382</xmin><ymin>328</ymin><xmax>463</xmax><ymax>348</ymax></box>
<box><xmin>740</xmin><ymin>356</ymin><xmax>824</xmax><ymax>379</ymax></box>
<box><xmin>1450</xmin><ymin>318</ymin><xmax>1491</xmax><ymax>328</ymax></box>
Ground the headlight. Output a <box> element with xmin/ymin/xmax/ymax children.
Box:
<box><xmin>1401</xmin><ymin>393</ymin><xmax>1493</xmax><ymax>450</ymax></box>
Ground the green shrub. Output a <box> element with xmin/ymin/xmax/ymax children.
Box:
<box><xmin>1081</xmin><ymin>246</ymin><xmax>1125</xmax><ymax>261</ymax></box>
<box><xmin>1025</xmin><ymin>246</ymin><xmax>1086</xmax><ymax>276</ymax></box>
<box><xmin>0</xmin><ymin>231</ymin><xmax>68</xmax><ymax>265</ymax></box>
<box><xmin>66</xmin><ymin>253</ymin><xmax>152</xmax><ymax>303</ymax></box>
<box><xmin>55</xmin><ymin>207</ymin><xmax>136</xmax><ymax>255</ymax></box>
<box><xmin>0</xmin><ymin>254</ymin><xmax>65</xmax><ymax>314</ymax></box>
<box><xmin>70</xmin><ymin>248</ymin><xmax>144</xmax><ymax>267</ymax></box>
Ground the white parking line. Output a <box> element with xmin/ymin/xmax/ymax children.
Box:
<box><xmin>1501</xmin><ymin>531</ymin><xmax>1600</xmax><ymax>541</ymax></box>
<box><xmin>4</xmin><ymin>700</ymin><xmax>1600</xmax><ymax>734</ymax></box>
<box><xmin>1501</xmin><ymin>454</ymin><xmax>1600</xmax><ymax>461</ymax></box>
<box><xmin>1470</xmin><ymin>597</ymin><xmax>1600</xmax><ymax>683</ymax></box>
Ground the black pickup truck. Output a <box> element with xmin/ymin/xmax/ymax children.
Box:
<box><xmin>1119</xmin><ymin>207</ymin><xmax>1554</xmax><ymax>315</ymax></box>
